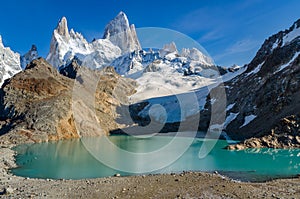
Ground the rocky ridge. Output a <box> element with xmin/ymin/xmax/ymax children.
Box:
<box><xmin>0</xmin><ymin>58</ymin><xmax>136</xmax><ymax>145</ymax></box>
<box><xmin>196</xmin><ymin>19</ymin><xmax>300</xmax><ymax>149</ymax></box>
<box><xmin>225</xmin><ymin>19</ymin><xmax>300</xmax><ymax>139</ymax></box>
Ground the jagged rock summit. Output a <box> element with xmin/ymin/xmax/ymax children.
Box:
<box><xmin>46</xmin><ymin>11</ymin><xmax>225</xmax><ymax>94</ymax></box>
<box><xmin>0</xmin><ymin>35</ymin><xmax>21</xmax><ymax>86</ymax></box>
<box><xmin>103</xmin><ymin>11</ymin><xmax>141</xmax><ymax>53</ymax></box>
<box><xmin>159</xmin><ymin>42</ymin><xmax>178</xmax><ymax>58</ymax></box>
<box><xmin>46</xmin><ymin>12</ymin><xmax>142</xmax><ymax>69</ymax></box>
<box><xmin>20</xmin><ymin>44</ymin><xmax>39</xmax><ymax>69</ymax></box>
<box><xmin>56</xmin><ymin>17</ymin><xmax>70</xmax><ymax>38</ymax></box>
<box><xmin>46</xmin><ymin>16</ymin><xmax>95</xmax><ymax>68</ymax></box>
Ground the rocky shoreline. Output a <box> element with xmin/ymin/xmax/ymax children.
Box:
<box><xmin>227</xmin><ymin>115</ymin><xmax>300</xmax><ymax>150</ymax></box>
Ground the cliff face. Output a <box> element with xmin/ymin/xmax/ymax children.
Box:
<box><xmin>197</xmin><ymin>19</ymin><xmax>300</xmax><ymax>148</ymax></box>
<box><xmin>0</xmin><ymin>58</ymin><xmax>136</xmax><ymax>144</ymax></box>
<box><xmin>223</xmin><ymin>19</ymin><xmax>300</xmax><ymax>141</ymax></box>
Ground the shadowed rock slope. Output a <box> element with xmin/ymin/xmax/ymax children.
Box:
<box><xmin>200</xmin><ymin>19</ymin><xmax>300</xmax><ymax>149</ymax></box>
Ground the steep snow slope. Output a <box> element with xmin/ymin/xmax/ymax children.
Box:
<box><xmin>129</xmin><ymin>64</ymin><xmax>244</xmax><ymax>124</ymax></box>
<box><xmin>0</xmin><ymin>36</ymin><xmax>21</xmax><ymax>86</ymax></box>
<box><xmin>125</xmin><ymin>42</ymin><xmax>240</xmax><ymax>102</ymax></box>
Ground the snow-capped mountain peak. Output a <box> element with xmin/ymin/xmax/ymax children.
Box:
<box><xmin>159</xmin><ymin>42</ymin><xmax>178</xmax><ymax>58</ymax></box>
<box><xmin>0</xmin><ymin>35</ymin><xmax>21</xmax><ymax>86</ymax></box>
<box><xmin>56</xmin><ymin>16</ymin><xmax>70</xmax><ymax>38</ymax></box>
<box><xmin>181</xmin><ymin>48</ymin><xmax>214</xmax><ymax>66</ymax></box>
<box><xmin>103</xmin><ymin>11</ymin><xmax>141</xmax><ymax>53</ymax></box>
<box><xmin>103</xmin><ymin>11</ymin><xmax>130</xmax><ymax>38</ymax></box>
<box><xmin>47</xmin><ymin>16</ymin><xmax>121</xmax><ymax>69</ymax></box>
<box><xmin>21</xmin><ymin>44</ymin><xmax>39</xmax><ymax>69</ymax></box>
<box><xmin>47</xmin><ymin>13</ymin><xmax>144</xmax><ymax>69</ymax></box>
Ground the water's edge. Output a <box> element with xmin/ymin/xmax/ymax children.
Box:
<box><xmin>10</xmin><ymin>135</ymin><xmax>300</xmax><ymax>182</ymax></box>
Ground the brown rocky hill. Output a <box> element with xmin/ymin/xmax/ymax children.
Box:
<box><xmin>0</xmin><ymin>58</ymin><xmax>136</xmax><ymax>144</ymax></box>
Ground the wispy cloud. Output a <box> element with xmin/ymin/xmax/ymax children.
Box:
<box><xmin>198</xmin><ymin>29</ymin><xmax>225</xmax><ymax>43</ymax></box>
<box><xmin>226</xmin><ymin>39</ymin><xmax>259</xmax><ymax>54</ymax></box>
<box><xmin>213</xmin><ymin>38</ymin><xmax>260</xmax><ymax>65</ymax></box>
<box><xmin>172</xmin><ymin>0</ymin><xmax>265</xmax><ymax>44</ymax></box>
<box><xmin>173</xmin><ymin>7</ymin><xmax>231</xmax><ymax>40</ymax></box>
<box><xmin>171</xmin><ymin>0</ymin><xmax>268</xmax><ymax>66</ymax></box>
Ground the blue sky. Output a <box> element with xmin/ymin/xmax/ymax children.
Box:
<box><xmin>0</xmin><ymin>0</ymin><xmax>299</xmax><ymax>66</ymax></box>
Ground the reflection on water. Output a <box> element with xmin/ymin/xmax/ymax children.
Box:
<box><xmin>12</xmin><ymin>135</ymin><xmax>300</xmax><ymax>182</ymax></box>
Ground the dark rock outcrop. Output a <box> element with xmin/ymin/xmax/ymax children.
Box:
<box><xmin>199</xmin><ymin>19</ymin><xmax>300</xmax><ymax>148</ymax></box>
<box><xmin>227</xmin><ymin>115</ymin><xmax>300</xmax><ymax>149</ymax></box>
<box><xmin>59</xmin><ymin>57</ymin><xmax>81</xmax><ymax>79</ymax></box>
<box><xmin>225</xmin><ymin>19</ymin><xmax>300</xmax><ymax>140</ymax></box>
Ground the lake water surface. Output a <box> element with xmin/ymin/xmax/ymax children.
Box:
<box><xmin>12</xmin><ymin>135</ymin><xmax>300</xmax><ymax>182</ymax></box>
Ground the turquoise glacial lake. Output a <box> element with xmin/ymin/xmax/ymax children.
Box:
<box><xmin>11</xmin><ymin>135</ymin><xmax>300</xmax><ymax>182</ymax></box>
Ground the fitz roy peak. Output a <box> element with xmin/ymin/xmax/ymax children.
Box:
<box><xmin>45</xmin><ymin>11</ymin><xmax>223</xmax><ymax>87</ymax></box>
<box><xmin>46</xmin><ymin>12</ymin><xmax>141</xmax><ymax>69</ymax></box>
<box><xmin>0</xmin><ymin>36</ymin><xmax>21</xmax><ymax>86</ymax></box>
<box><xmin>103</xmin><ymin>11</ymin><xmax>141</xmax><ymax>53</ymax></box>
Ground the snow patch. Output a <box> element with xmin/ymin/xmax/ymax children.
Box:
<box><xmin>276</xmin><ymin>51</ymin><xmax>300</xmax><ymax>73</ymax></box>
<box><xmin>283</xmin><ymin>25</ymin><xmax>300</xmax><ymax>45</ymax></box>
<box><xmin>224</xmin><ymin>112</ymin><xmax>239</xmax><ymax>128</ymax></box>
<box><xmin>271</xmin><ymin>39</ymin><xmax>279</xmax><ymax>51</ymax></box>
<box><xmin>226</xmin><ymin>103</ymin><xmax>235</xmax><ymax>111</ymax></box>
<box><xmin>246</xmin><ymin>62</ymin><xmax>264</xmax><ymax>76</ymax></box>
<box><xmin>221</xmin><ymin>65</ymin><xmax>246</xmax><ymax>82</ymax></box>
<box><xmin>240</xmin><ymin>114</ymin><xmax>257</xmax><ymax>128</ymax></box>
